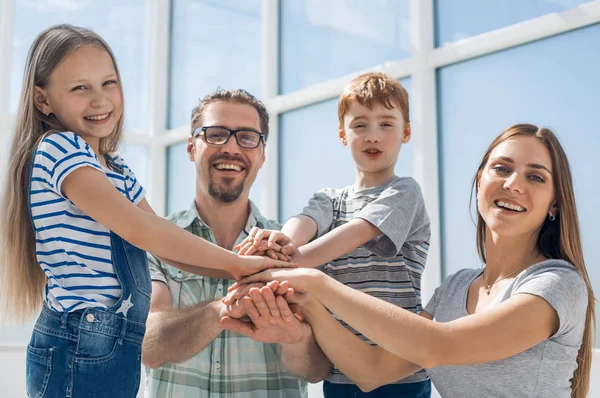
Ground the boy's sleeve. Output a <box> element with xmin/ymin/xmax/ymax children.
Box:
<box><xmin>423</xmin><ymin>286</ymin><xmax>440</xmax><ymax>318</ymax></box>
<box><xmin>119</xmin><ymin>156</ymin><xmax>146</xmax><ymax>205</ymax></box>
<box><xmin>34</xmin><ymin>132</ymin><xmax>104</xmax><ymax>197</ymax></box>
<box><xmin>356</xmin><ymin>177</ymin><xmax>430</xmax><ymax>258</ymax></box>
<box><xmin>299</xmin><ymin>188</ymin><xmax>335</xmax><ymax>238</ymax></box>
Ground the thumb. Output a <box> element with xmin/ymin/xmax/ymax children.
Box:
<box><xmin>220</xmin><ymin>316</ymin><xmax>254</xmax><ymax>337</ymax></box>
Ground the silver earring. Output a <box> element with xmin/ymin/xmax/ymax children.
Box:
<box><xmin>549</xmin><ymin>214</ymin><xmax>556</xmax><ymax>222</ymax></box>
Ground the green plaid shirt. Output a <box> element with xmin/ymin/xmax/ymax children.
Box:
<box><xmin>144</xmin><ymin>201</ymin><xmax>307</xmax><ymax>398</ymax></box>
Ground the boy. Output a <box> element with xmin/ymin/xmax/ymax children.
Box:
<box><xmin>233</xmin><ymin>72</ymin><xmax>431</xmax><ymax>397</ymax></box>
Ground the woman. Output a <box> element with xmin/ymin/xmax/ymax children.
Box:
<box><xmin>227</xmin><ymin>124</ymin><xmax>595</xmax><ymax>397</ymax></box>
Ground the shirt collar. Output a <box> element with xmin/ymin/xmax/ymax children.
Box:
<box><xmin>174</xmin><ymin>200</ymin><xmax>266</xmax><ymax>232</ymax></box>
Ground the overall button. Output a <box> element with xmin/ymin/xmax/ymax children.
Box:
<box><xmin>85</xmin><ymin>314</ymin><xmax>95</xmax><ymax>323</ymax></box>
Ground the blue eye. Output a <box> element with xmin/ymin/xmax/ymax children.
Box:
<box><xmin>529</xmin><ymin>174</ymin><xmax>545</xmax><ymax>183</ymax></box>
<box><xmin>492</xmin><ymin>165</ymin><xmax>510</xmax><ymax>174</ymax></box>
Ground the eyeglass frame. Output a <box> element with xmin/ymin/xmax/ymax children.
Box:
<box><xmin>191</xmin><ymin>126</ymin><xmax>267</xmax><ymax>149</ymax></box>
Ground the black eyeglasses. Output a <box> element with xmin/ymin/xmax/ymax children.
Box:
<box><xmin>192</xmin><ymin>126</ymin><xmax>266</xmax><ymax>149</ymax></box>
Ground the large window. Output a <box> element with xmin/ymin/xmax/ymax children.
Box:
<box><xmin>435</xmin><ymin>0</ymin><xmax>590</xmax><ymax>46</ymax></box>
<box><xmin>168</xmin><ymin>0</ymin><xmax>262</xmax><ymax>129</ymax></box>
<box><xmin>437</xmin><ymin>24</ymin><xmax>600</xmax><ymax>343</ymax></box>
<box><xmin>279</xmin><ymin>0</ymin><xmax>410</xmax><ymax>94</ymax></box>
<box><xmin>279</xmin><ymin>78</ymin><xmax>412</xmax><ymax>221</ymax></box>
<box><xmin>9</xmin><ymin>0</ymin><xmax>152</xmax><ymax>132</ymax></box>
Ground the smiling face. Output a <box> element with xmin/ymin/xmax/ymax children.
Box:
<box><xmin>188</xmin><ymin>100</ymin><xmax>266</xmax><ymax>203</ymax></box>
<box><xmin>477</xmin><ymin>135</ymin><xmax>557</xmax><ymax>239</ymax></box>
<box><xmin>340</xmin><ymin>102</ymin><xmax>410</xmax><ymax>185</ymax></box>
<box><xmin>33</xmin><ymin>45</ymin><xmax>123</xmax><ymax>152</ymax></box>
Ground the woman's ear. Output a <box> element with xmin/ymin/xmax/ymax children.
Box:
<box><xmin>33</xmin><ymin>86</ymin><xmax>52</xmax><ymax>115</ymax></box>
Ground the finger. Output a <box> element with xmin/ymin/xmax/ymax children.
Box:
<box><xmin>248</xmin><ymin>226</ymin><xmax>260</xmax><ymax>240</ymax></box>
<box><xmin>237</xmin><ymin>241</ymin><xmax>254</xmax><ymax>256</ymax></box>
<box><xmin>265</xmin><ymin>249</ymin><xmax>278</xmax><ymax>260</ymax></box>
<box><xmin>235</xmin><ymin>235</ymin><xmax>253</xmax><ymax>251</ymax></box>
<box><xmin>266</xmin><ymin>241</ymin><xmax>283</xmax><ymax>252</ymax></box>
<box><xmin>220</xmin><ymin>316</ymin><xmax>255</xmax><ymax>337</ymax></box>
<box><xmin>275</xmin><ymin>295</ymin><xmax>297</xmax><ymax>323</ymax></box>
<box><xmin>259</xmin><ymin>286</ymin><xmax>280</xmax><ymax>318</ymax></box>
<box><xmin>231</xmin><ymin>283</ymin><xmax>266</xmax><ymax>302</ymax></box>
<box><xmin>249</xmin><ymin>288</ymin><xmax>273</xmax><ymax>320</ymax></box>
<box><xmin>281</xmin><ymin>243</ymin><xmax>296</xmax><ymax>256</ymax></box>
<box><xmin>251</xmin><ymin>229</ymin><xmax>270</xmax><ymax>249</ymax></box>
<box><xmin>242</xmin><ymin>296</ymin><xmax>261</xmax><ymax>323</ymax></box>
<box><xmin>266</xmin><ymin>280</ymin><xmax>280</xmax><ymax>292</ymax></box>
<box><xmin>275</xmin><ymin>280</ymin><xmax>290</xmax><ymax>296</ymax></box>
<box><xmin>222</xmin><ymin>283</ymin><xmax>248</xmax><ymax>304</ymax></box>
<box><xmin>288</xmin><ymin>303</ymin><xmax>301</xmax><ymax>314</ymax></box>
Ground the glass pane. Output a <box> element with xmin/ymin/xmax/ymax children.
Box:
<box><xmin>279</xmin><ymin>78</ymin><xmax>411</xmax><ymax>221</ymax></box>
<box><xmin>435</xmin><ymin>0</ymin><xmax>589</xmax><ymax>47</ymax></box>
<box><xmin>437</xmin><ymin>24</ymin><xmax>600</xmax><ymax>344</ymax></box>
<box><xmin>166</xmin><ymin>142</ymin><xmax>263</xmax><ymax>216</ymax></box>
<box><xmin>168</xmin><ymin>0</ymin><xmax>261</xmax><ymax>129</ymax></box>
<box><xmin>120</xmin><ymin>143</ymin><xmax>149</xmax><ymax>195</ymax></box>
<box><xmin>279</xmin><ymin>0</ymin><xmax>410</xmax><ymax>94</ymax></box>
<box><xmin>9</xmin><ymin>0</ymin><xmax>152</xmax><ymax>132</ymax></box>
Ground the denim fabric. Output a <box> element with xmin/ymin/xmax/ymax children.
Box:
<box><xmin>26</xmin><ymin>232</ymin><xmax>151</xmax><ymax>398</ymax></box>
<box><xmin>323</xmin><ymin>379</ymin><xmax>431</xmax><ymax>398</ymax></box>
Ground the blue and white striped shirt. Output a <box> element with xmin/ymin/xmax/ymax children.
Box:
<box><xmin>30</xmin><ymin>131</ymin><xmax>145</xmax><ymax>312</ymax></box>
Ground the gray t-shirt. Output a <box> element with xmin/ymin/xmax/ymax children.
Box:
<box><xmin>424</xmin><ymin>259</ymin><xmax>587</xmax><ymax>398</ymax></box>
<box><xmin>301</xmin><ymin>176</ymin><xmax>431</xmax><ymax>384</ymax></box>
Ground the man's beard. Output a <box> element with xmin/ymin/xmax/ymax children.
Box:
<box><xmin>208</xmin><ymin>177</ymin><xmax>245</xmax><ymax>203</ymax></box>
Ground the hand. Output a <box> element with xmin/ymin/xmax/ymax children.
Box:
<box><xmin>220</xmin><ymin>295</ymin><xmax>248</xmax><ymax>319</ymax></box>
<box><xmin>229</xmin><ymin>267</ymin><xmax>323</xmax><ymax>295</ymax></box>
<box><xmin>232</xmin><ymin>255</ymin><xmax>297</xmax><ymax>280</ymax></box>
<box><xmin>220</xmin><ymin>285</ymin><xmax>309</xmax><ymax>344</ymax></box>
<box><xmin>222</xmin><ymin>280</ymin><xmax>291</xmax><ymax>306</ymax></box>
<box><xmin>236</xmin><ymin>228</ymin><xmax>296</xmax><ymax>257</ymax></box>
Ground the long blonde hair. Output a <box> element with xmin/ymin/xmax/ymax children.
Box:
<box><xmin>473</xmin><ymin>124</ymin><xmax>595</xmax><ymax>398</ymax></box>
<box><xmin>0</xmin><ymin>24</ymin><xmax>124</xmax><ymax>323</ymax></box>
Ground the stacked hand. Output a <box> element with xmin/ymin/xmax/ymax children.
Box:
<box><xmin>236</xmin><ymin>227</ymin><xmax>297</xmax><ymax>261</ymax></box>
<box><xmin>220</xmin><ymin>281</ymin><xmax>309</xmax><ymax>344</ymax></box>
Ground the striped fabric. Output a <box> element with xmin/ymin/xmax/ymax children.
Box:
<box><xmin>300</xmin><ymin>176</ymin><xmax>431</xmax><ymax>385</ymax></box>
<box><xmin>145</xmin><ymin>201</ymin><xmax>307</xmax><ymax>398</ymax></box>
<box><xmin>30</xmin><ymin>131</ymin><xmax>145</xmax><ymax>312</ymax></box>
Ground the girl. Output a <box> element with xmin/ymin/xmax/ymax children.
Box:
<box><xmin>0</xmin><ymin>24</ymin><xmax>289</xmax><ymax>398</ymax></box>
<box><xmin>227</xmin><ymin>124</ymin><xmax>595</xmax><ymax>398</ymax></box>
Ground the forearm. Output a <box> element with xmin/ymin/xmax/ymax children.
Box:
<box><xmin>155</xmin><ymin>255</ymin><xmax>233</xmax><ymax>280</ymax></box>
<box><xmin>315</xmin><ymin>275</ymin><xmax>442</xmax><ymax>368</ymax></box>
<box><xmin>142</xmin><ymin>300</ymin><xmax>226</xmax><ymax>368</ymax></box>
<box><xmin>130</xmin><ymin>212</ymin><xmax>240</xmax><ymax>275</ymax></box>
<box><xmin>303</xmin><ymin>300</ymin><xmax>420</xmax><ymax>391</ymax></box>
<box><xmin>282</xmin><ymin>216</ymin><xmax>318</xmax><ymax>247</ymax></box>
<box><xmin>279</xmin><ymin>322</ymin><xmax>331</xmax><ymax>383</ymax></box>
<box><xmin>295</xmin><ymin>219</ymin><xmax>381</xmax><ymax>268</ymax></box>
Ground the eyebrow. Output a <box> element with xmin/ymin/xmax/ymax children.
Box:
<box><xmin>351</xmin><ymin>114</ymin><xmax>398</xmax><ymax>121</ymax></box>
<box><xmin>66</xmin><ymin>74</ymin><xmax>118</xmax><ymax>84</ymax></box>
<box><xmin>495</xmin><ymin>156</ymin><xmax>553</xmax><ymax>175</ymax></box>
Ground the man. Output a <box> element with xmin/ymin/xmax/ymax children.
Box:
<box><xmin>142</xmin><ymin>89</ymin><xmax>330</xmax><ymax>397</ymax></box>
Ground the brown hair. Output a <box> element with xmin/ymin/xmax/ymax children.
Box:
<box><xmin>472</xmin><ymin>124</ymin><xmax>595</xmax><ymax>398</ymax></box>
<box><xmin>337</xmin><ymin>72</ymin><xmax>410</xmax><ymax>126</ymax></box>
<box><xmin>0</xmin><ymin>24</ymin><xmax>124</xmax><ymax>322</ymax></box>
<box><xmin>190</xmin><ymin>89</ymin><xmax>269</xmax><ymax>140</ymax></box>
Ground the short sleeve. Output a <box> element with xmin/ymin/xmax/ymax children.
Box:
<box><xmin>357</xmin><ymin>177</ymin><xmax>430</xmax><ymax>257</ymax></box>
<box><xmin>512</xmin><ymin>261</ymin><xmax>588</xmax><ymax>340</ymax></box>
<box><xmin>34</xmin><ymin>132</ymin><xmax>104</xmax><ymax>197</ymax></box>
<box><xmin>147</xmin><ymin>252</ymin><xmax>168</xmax><ymax>286</ymax></box>
<box><xmin>299</xmin><ymin>189</ymin><xmax>335</xmax><ymax>238</ymax></box>
<box><xmin>423</xmin><ymin>286</ymin><xmax>441</xmax><ymax>318</ymax></box>
<box><xmin>117</xmin><ymin>156</ymin><xmax>146</xmax><ymax>205</ymax></box>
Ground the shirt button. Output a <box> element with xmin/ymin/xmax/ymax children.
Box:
<box><xmin>177</xmin><ymin>272</ymin><xmax>183</xmax><ymax>278</ymax></box>
<box><xmin>215</xmin><ymin>362</ymin><xmax>221</xmax><ymax>371</ymax></box>
<box><xmin>85</xmin><ymin>314</ymin><xmax>95</xmax><ymax>323</ymax></box>
<box><xmin>217</xmin><ymin>283</ymin><xmax>223</xmax><ymax>291</ymax></box>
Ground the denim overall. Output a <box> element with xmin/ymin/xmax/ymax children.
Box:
<box><xmin>26</xmin><ymin>155</ymin><xmax>151</xmax><ymax>398</ymax></box>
